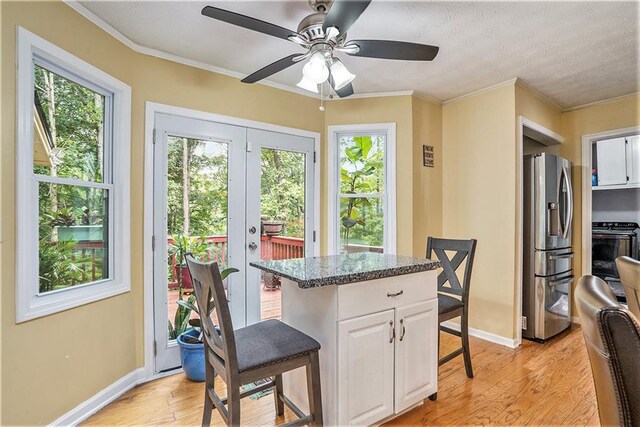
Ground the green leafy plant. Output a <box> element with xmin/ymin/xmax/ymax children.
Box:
<box><xmin>339</xmin><ymin>136</ymin><xmax>384</xmax><ymax>247</ymax></box>
<box><xmin>174</xmin><ymin>266</ymin><xmax>239</xmax><ymax>343</ymax></box>
<box><xmin>38</xmin><ymin>239</ymin><xmax>86</xmax><ymax>293</ymax></box>
<box><xmin>46</xmin><ymin>207</ymin><xmax>76</xmax><ymax>227</ymax></box>
<box><xmin>167</xmin><ymin>234</ymin><xmax>211</xmax><ymax>340</ymax></box>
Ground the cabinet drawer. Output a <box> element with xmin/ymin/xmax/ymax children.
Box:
<box><xmin>337</xmin><ymin>270</ymin><xmax>437</xmax><ymax>321</ymax></box>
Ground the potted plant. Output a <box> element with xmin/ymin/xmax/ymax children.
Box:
<box><xmin>168</xmin><ymin>234</ymin><xmax>208</xmax><ymax>290</ymax></box>
<box><xmin>261</xmin><ymin>219</ymin><xmax>285</xmax><ymax>236</ymax></box>
<box><xmin>176</xmin><ymin>266</ymin><xmax>239</xmax><ymax>382</ymax></box>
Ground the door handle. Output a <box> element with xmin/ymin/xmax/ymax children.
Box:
<box><xmin>389</xmin><ymin>321</ymin><xmax>395</xmax><ymax>343</ymax></box>
<box><xmin>549</xmin><ymin>252</ymin><xmax>574</xmax><ymax>260</ymax></box>
<box><xmin>564</xmin><ymin>166</ymin><xmax>573</xmax><ymax>239</ymax></box>
<box><xmin>548</xmin><ymin>275</ymin><xmax>574</xmax><ymax>287</ymax></box>
<box><xmin>399</xmin><ymin>319</ymin><xmax>406</xmax><ymax>341</ymax></box>
<box><xmin>248</xmin><ymin>242</ymin><xmax>258</xmax><ymax>251</ymax></box>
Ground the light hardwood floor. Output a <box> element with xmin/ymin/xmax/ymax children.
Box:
<box><xmin>84</xmin><ymin>325</ymin><xmax>599</xmax><ymax>426</ymax></box>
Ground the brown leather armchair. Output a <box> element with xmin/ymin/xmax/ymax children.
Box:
<box><xmin>617</xmin><ymin>256</ymin><xmax>640</xmax><ymax>318</ymax></box>
<box><xmin>575</xmin><ymin>275</ymin><xmax>640</xmax><ymax>427</ymax></box>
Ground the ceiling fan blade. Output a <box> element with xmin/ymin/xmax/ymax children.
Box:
<box><xmin>345</xmin><ymin>40</ymin><xmax>439</xmax><ymax>61</ymax></box>
<box><xmin>322</xmin><ymin>0</ymin><xmax>371</xmax><ymax>37</ymax></box>
<box><xmin>335</xmin><ymin>82</ymin><xmax>354</xmax><ymax>98</ymax></box>
<box><xmin>202</xmin><ymin>6</ymin><xmax>298</xmax><ymax>41</ymax></box>
<box><xmin>329</xmin><ymin>72</ymin><xmax>355</xmax><ymax>98</ymax></box>
<box><xmin>241</xmin><ymin>54</ymin><xmax>300</xmax><ymax>84</ymax></box>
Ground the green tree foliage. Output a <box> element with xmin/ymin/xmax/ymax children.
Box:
<box><xmin>260</xmin><ymin>150</ymin><xmax>305</xmax><ymax>238</ymax></box>
<box><xmin>339</xmin><ymin>135</ymin><xmax>385</xmax><ymax>248</ymax></box>
<box><xmin>34</xmin><ymin>65</ymin><xmax>107</xmax><ymax>293</ymax></box>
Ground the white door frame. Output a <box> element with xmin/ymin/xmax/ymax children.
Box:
<box><xmin>515</xmin><ymin>116</ymin><xmax>564</xmax><ymax>347</ymax></box>
<box><xmin>143</xmin><ymin>102</ymin><xmax>320</xmax><ymax>379</ymax></box>
<box><xmin>579</xmin><ymin>126</ymin><xmax>640</xmax><ymax>281</ymax></box>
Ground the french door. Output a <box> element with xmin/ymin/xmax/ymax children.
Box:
<box><xmin>152</xmin><ymin>113</ymin><xmax>315</xmax><ymax>372</ymax></box>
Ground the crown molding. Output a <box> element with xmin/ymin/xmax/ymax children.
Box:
<box><xmin>412</xmin><ymin>92</ymin><xmax>443</xmax><ymax>106</ymax></box>
<box><xmin>327</xmin><ymin>89</ymin><xmax>415</xmax><ymax>101</ymax></box>
<box><xmin>514</xmin><ymin>77</ymin><xmax>564</xmax><ymax>112</ymax></box>
<box><xmin>563</xmin><ymin>91</ymin><xmax>640</xmax><ymax>112</ymax></box>
<box><xmin>442</xmin><ymin>78</ymin><xmax>518</xmax><ymax>105</ymax></box>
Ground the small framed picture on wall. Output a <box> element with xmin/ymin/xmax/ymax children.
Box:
<box><xmin>423</xmin><ymin>145</ymin><xmax>434</xmax><ymax>167</ymax></box>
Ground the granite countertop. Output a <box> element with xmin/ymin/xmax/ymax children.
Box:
<box><xmin>250</xmin><ymin>252</ymin><xmax>440</xmax><ymax>288</ymax></box>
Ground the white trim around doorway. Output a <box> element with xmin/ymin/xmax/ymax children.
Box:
<box><xmin>580</xmin><ymin>125</ymin><xmax>640</xmax><ymax>279</ymax></box>
<box><xmin>142</xmin><ymin>102</ymin><xmax>321</xmax><ymax>380</ymax></box>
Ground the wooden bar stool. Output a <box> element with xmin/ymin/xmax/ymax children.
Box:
<box><xmin>185</xmin><ymin>255</ymin><xmax>323</xmax><ymax>427</ymax></box>
<box><xmin>426</xmin><ymin>237</ymin><xmax>477</xmax><ymax>400</ymax></box>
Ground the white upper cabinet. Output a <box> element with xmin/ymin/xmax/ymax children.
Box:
<box><xmin>596</xmin><ymin>137</ymin><xmax>628</xmax><ymax>186</ymax></box>
<box><xmin>626</xmin><ymin>135</ymin><xmax>640</xmax><ymax>185</ymax></box>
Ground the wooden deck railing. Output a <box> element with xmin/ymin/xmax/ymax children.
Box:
<box><xmin>73</xmin><ymin>235</ymin><xmax>381</xmax><ymax>288</ymax></box>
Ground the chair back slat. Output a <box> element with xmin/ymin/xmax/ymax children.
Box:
<box><xmin>427</xmin><ymin>237</ymin><xmax>477</xmax><ymax>300</ymax></box>
<box><xmin>185</xmin><ymin>254</ymin><xmax>239</xmax><ymax>375</ymax></box>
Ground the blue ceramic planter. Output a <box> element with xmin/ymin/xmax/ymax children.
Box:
<box><xmin>177</xmin><ymin>329</ymin><xmax>206</xmax><ymax>382</ymax></box>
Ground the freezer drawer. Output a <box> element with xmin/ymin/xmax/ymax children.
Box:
<box><xmin>534</xmin><ymin>249</ymin><xmax>574</xmax><ymax>277</ymax></box>
<box><xmin>533</xmin><ymin>272</ymin><xmax>572</xmax><ymax>341</ymax></box>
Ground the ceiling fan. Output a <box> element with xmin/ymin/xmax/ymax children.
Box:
<box><xmin>201</xmin><ymin>0</ymin><xmax>439</xmax><ymax>98</ymax></box>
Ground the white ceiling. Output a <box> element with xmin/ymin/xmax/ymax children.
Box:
<box><xmin>78</xmin><ymin>0</ymin><xmax>639</xmax><ymax>109</ymax></box>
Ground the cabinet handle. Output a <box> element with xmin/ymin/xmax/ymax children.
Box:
<box><xmin>387</xmin><ymin>290</ymin><xmax>404</xmax><ymax>298</ymax></box>
<box><xmin>389</xmin><ymin>320</ymin><xmax>395</xmax><ymax>343</ymax></box>
<box><xmin>399</xmin><ymin>319</ymin><xmax>406</xmax><ymax>341</ymax></box>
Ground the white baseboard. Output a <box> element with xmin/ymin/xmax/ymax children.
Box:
<box><xmin>49</xmin><ymin>368</ymin><xmax>144</xmax><ymax>427</ymax></box>
<box><xmin>441</xmin><ymin>321</ymin><xmax>519</xmax><ymax>349</ymax></box>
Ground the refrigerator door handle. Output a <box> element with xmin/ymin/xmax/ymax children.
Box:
<box><xmin>548</xmin><ymin>275</ymin><xmax>574</xmax><ymax>288</ymax></box>
<box><xmin>549</xmin><ymin>252</ymin><xmax>575</xmax><ymax>260</ymax></box>
<box><xmin>560</xmin><ymin>165</ymin><xmax>573</xmax><ymax>240</ymax></box>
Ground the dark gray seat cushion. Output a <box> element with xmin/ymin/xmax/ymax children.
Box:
<box><xmin>234</xmin><ymin>319</ymin><xmax>321</xmax><ymax>373</ymax></box>
<box><xmin>438</xmin><ymin>293</ymin><xmax>464</xmax><ymax>315</ymax></box>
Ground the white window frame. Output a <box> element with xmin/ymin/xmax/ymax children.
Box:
<box><xmin>327</xmin><ymin>123</ymin><xmax>397</xmax><ymax>255</ymax></box>
<box><xmin>15</xmin><ymin>27</ymin><xmax>131</xmax><ymax>322</ymax></box>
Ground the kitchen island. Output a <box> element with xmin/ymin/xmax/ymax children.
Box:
<box><xmin>251</xmin><ymin>253</ymin><xmax>440</xmax><ymax>426</ymax></box>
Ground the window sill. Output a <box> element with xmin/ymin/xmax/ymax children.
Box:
<box><xmin>16</xmin><ymin>280</ymin><xmax>130</xmax><ymax>323</ymax></box>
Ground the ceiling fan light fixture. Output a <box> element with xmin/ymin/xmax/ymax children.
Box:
<box><xmin>302</xmin><ymin>52</ymin><xmax>330</xmax><ymax>84</ymax></box>
<box><xmin>329</xmin><ymin>58</ymin><xmax>355</xmax><ymax>90</ymax></box>
<box><xmin>296</xmin><ymin>75</ymin><xmax>319</xmax><ymax>93</ymax></box>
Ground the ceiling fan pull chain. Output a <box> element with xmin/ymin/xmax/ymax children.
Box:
<box><xmin>319</xmin><ymin>83</ymin><xmax>325</xmax><ymax>112</ymax></box>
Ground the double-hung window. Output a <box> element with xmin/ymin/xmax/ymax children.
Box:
<box><xmin>16</xmin><ymin>28</ymin><xmax>131</xmax><ymax>322</ymax></box>
<box><xmin>328</xmin><ymin>124</ymin><xmax>396</xmax><ymax>255</ymax></box>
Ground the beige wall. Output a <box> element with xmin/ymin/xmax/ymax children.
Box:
<box><xmin>442</xmin><ymin>84</ymin><xmax>518</xmax><ymax>339</ymax></box>
<box><xmin>412</xmin><ymin>96</ymin><xmax>443</xmax><ymax>256</ymax></box>
<box><xmin>323</xmin><ymin>95</ymin><xmax>415</xmax><ymax>256</ymax></box>
<box><xmin>1</xmin><ymin>2</ymin><xmax>324</xmax><ymax>424</ymax></box>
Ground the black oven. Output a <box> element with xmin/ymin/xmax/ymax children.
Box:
<box><xmin>592</xmin><ymin>222</ymin><xmax>639</xmax><ymax>280</ymax></box>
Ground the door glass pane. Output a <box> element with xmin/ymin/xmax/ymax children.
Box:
<box><xmin>339</xmin><ymin>196</ymin><xmax>384</xmax><ymax>254</ymax></box>
<box><xmin>259</xmin><ymin>148</ymin><xmax>306</xmax><ymax>320</ymax></box>
<box><xmin>166</xmin><ymin>136</ymin><xmax>228</xmax><ymax>341</ymax></box>
<box><xmin>38</xmin><ymin>182</ymin><xmax>109</xmax><ymax>293</ymax></box>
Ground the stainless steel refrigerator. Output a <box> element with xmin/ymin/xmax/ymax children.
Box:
<box><xmin>522</xmin><ymin>153</ymin><xmax>574</xmax><ymax>341</ymax></box>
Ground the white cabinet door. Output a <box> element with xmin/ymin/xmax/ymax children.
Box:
<box><xmin>596</xmin><ymin>137</ymin><xmax>628</xmax><ymax>186</ymax></box>
<box><xmin>338</xmin><ymin>309</ymin><xmax>395</xmax><ymax>426</ymax></box>
<box><xmin>394</xmin><ymin>299</ymin><xmax>438</xmax><ymax>413</ymax></box>
<box><xmin>626</xmin><ymin>135</ymin><xmax>640</xmax><ymax>185</ymax></box>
